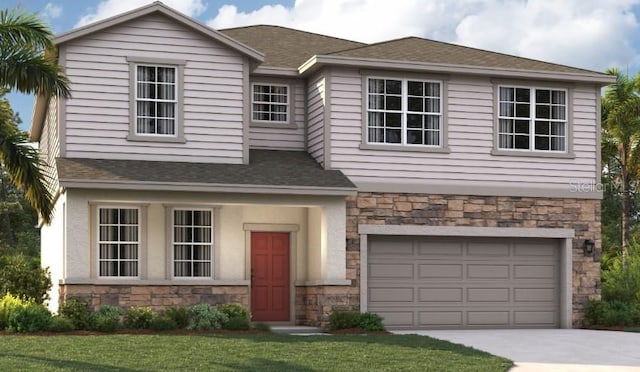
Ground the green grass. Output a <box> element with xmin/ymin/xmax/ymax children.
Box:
<box><xmin>0</xmin><ymin>334</ymin><xmax>512</xmax><ymax>371</ymax></box>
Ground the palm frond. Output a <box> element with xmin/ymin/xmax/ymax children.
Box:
<box><xmin>0</xmin><ymin>44</ymin><xmax>70</xmax><ymax>97</ymax></box>
<box><xmin>0</xmin><ymin>7</ymin><xmax>54</xmax><ymax>52</ymax></box>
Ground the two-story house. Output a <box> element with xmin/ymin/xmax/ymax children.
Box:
<box><xmin>31</xmin><ymin>2</ymin><xmax>613</xmax><ymax>329</ymax></box>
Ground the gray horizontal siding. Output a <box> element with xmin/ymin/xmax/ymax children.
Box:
<box><xmin>307</xmin><ymin>72</ymin><xmax>326</xmax><ymax>165</ymax></box>
<box><xmin>329</xmin><ymin>68</ymin><xmax>598</xmax><ymax>191</ymax></box>
<box><xmin>63</xmin><ymin>13</ymin><xmax>246</xmax><ymax>164</ymax></box>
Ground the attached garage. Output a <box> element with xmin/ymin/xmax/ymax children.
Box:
<box><xmin>365</xmin><ymin>234</ymin><xmax>565</xmax><ymax>329</ymax></box>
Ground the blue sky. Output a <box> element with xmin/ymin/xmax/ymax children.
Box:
<box><xmin>5</xmin><ymin>0</ymin><xmax>640</xmax><ymax>131</ymax></box>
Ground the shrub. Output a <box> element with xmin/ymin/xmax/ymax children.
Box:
<box><xmin>602</xmin><ymin>243</ymin><xmax>640</xmax><ymax>302</ymax></box>
<box><xmin>223</xmin><ymin>316</ymin><xmax>250</xmax><ymax>330</ymax></box>
<box><xmin>92</xmin><ymin>305</ymin><xmax>121</xmax><ymax>332</ymax></box>
<box><xmin>584</xmin><ymin>299</ymin><xmax>640</xmax><ymax>326</ymax></box>
<box><xmin>328</xmin><ymin>311</ymin><xmax>359</xmax><ymax>330</ymax></box>
<box><xmin>48</xmin><ymin>316</ymin><xmax>75</xmax><ymax>332</ymax></box>
<box><xmin>7</xmin><ymin>303</ymin><xmax>52</xmax><ymax>333</ymax></box>
<box><xmin>58</xmin><ymin>298</ymin><xmax>91</xmax><ymax>330</ymax></box>
<box><xmin>158</xmin><ymin>306</ymin><xmax>189</xmax><ymax>329</ymax></box>
<box><xmin>329</xmin><ymin>311</ymin><xmax>385</xmax><ymax>331</ymax></box>
<box><xmin>252</xmin><ymin>322</ymin><xmax>271</xmax><ymax>332</ymax></box>
<box><xmin>124</xmin><ymin>306</ymin><xmax>154</xmax><ymax>329</ymax></box>
<box><xmin>584</xmin><ymin>299</ymin><xmax>607</xmax><ymax>326</ymax></box>
<box><xmin>149</xmin><ymin>315</ymin><xmax>179</xmax><ymax>331</ymax></box>
<box><xmin>355</xmin><ymin>312</ymin><xmax>384</xmax><ymax>331</ymax></box>
<box><xmin>218</xmin><ymin>303</ymin><xmax>250</xmax><ymax>320</ymax></box>
<box><xmin>0</xmin><ymin>293</ymin><xmax>30</xmax><ymax>329</ymax></box>
<box><xmin>0</xmin><ymin>255</ymin><xmax>51</xmax><ymax>304</ymax></box>
<box><xmin>187</xmin><ymin>304</ymin><xmax>228</xmax><ymax>331</ymax></box>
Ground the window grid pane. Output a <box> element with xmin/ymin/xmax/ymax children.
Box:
<box><xmin>367</xmin><ymin>78</ymin><xmax>442</xmax><ymax>146</ymax></box>
<box><xmin>135</xmin><ymin>65</ymin><xmax>177</xmax><ymax>136</ymax></box>
<box><xmin>173</xmin><ymin>209</ymin><xmax>213</xmax><ymax>278</ymax></box>
<box><xmin>98</xmin><ymin>208</ymin><xmax>139</xmax><ymax>277</ymax></box>
<box><xmin>252</xmin><ymin>84</ymin><xmax>289</xmax><ymax>123</ymax></box>
<box><xmin>497</xmin><ymin>86</ymin><xmax>566</xmax><ymax>152</ymax></box>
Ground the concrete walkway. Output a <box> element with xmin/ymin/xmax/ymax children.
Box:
<box><xmin>392</xmin><ymin>329</ymin><xmax>640</xmax><ymax>371</ymax></box>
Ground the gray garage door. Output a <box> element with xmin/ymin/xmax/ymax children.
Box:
<box><xmin>367</xmin><ymin>236</ymin><xmax>560</xmax><ymax>329</ymax></box>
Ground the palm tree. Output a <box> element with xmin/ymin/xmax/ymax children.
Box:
<box><xmin>0</xmin><ymin>7</ymin><xmax>70</xmax><ymax>224</ymax></box>
<box><xmin>602</xmin><ymin>67</ymin><xmax>640</xmax><ymax>263</ymax></box>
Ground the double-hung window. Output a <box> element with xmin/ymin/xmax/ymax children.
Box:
<box><xmin>135</xmin><ymin>65</ymin><xmax>177</xmax><ymax>136</ymax></box>
<box><xmin>252</xmin><ymin>84</ymin><xmax>289</xmax><ymax>123</ymax></box>
<box><xmin>98</xmin><ymin>207</ymin><xmax>139</xmax><ymax>277</ymax></box>
<box><xmin>498</xmin><ymin>86</ymin><xmax>567</xmax><ymax>152</ymax></box>
<box><xmin>172</xmin><ymin>209</ymin><xmax>213</xmax><ymax>278</ymax></box>
<box><xmin>367</xmin><ymin>78</ymin><xmax>442</xmax><ymax>146</ymax></box>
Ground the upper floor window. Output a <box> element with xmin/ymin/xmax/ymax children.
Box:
<box><xmin>252</xmin><ymin>84</ymin><xmax>289</xmax><ymax>123</ymax></box>
<box><xmin>135</xmin><ymin>65</ymin><xmax>177</xmax><ymax>136</ymax></box>
<box><xmin>367</xmin><ymin>78</ymin><xmax>442</xmax><ymax>146</ymax></box>
<box><xmin>98</xmin><ymin>207</ymin><xmax>139</xmax><ymax>277</ymax></box>
<box><xmin>498</xmin><ymin>86</ymin><xmax>567</xmax><ymax>152</ymax></box>
<box><xmin>172</xmin><ymin>209</ymin><xmax>213</xmax><ymax>278</ymax></box>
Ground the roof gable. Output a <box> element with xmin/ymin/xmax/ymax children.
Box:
<box><xmin>54</xmin><ymin>2</ymin><xmax>264</xmax><ymax>62</ymax></box>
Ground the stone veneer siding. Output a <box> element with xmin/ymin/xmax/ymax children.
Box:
<box><xmin>297</xmin><ymin>192</ymin><xmax>601</xmax><ymax>327</ymax></box>
<box><xmin>59</xmin><ymin>284</ymin><xmax>249</xmax><ymax>312</ymax></box>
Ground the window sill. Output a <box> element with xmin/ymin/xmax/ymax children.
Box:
<box><xmin>491</xmin><ymin>149</ymin><xmax>575</xmax><ymax>159</ymax></box>
<box><xmin>250</xmin><ymin>121</ymin><xmax>297</xmax><ymax>129</ymax></box>
<box><xmin>360</xmin><ymin>143</ymin><xmax>450</xmax><ymax>154</ymax></box>
<box><xmin>126</xmin><ymin>134</ymin><xmax>186</xmax><ymax>143</ymax></box>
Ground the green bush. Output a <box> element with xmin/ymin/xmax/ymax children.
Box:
<box><xmin>584</xmin><ymin>299</ymin><xmax>607</xmax><ymax>326</ymax></box>
<box><xmin>0</xmin><ymin>255</ymin><xmax>51</xmax><ymax>304</ymax></box>
<box><xmin>158</xmin><ymin>306</ymin><xmax>189</xmax><ymax>329</ymax></box>
<box><xmin>329</xmin><ymin>311</ymin><xmax>385</xmax><ymax>331</ymax></box>
<box><xmin>92</xmin><ymin>305</ymin><xmax>121</xmax><ymax>332</ymax></box>
<box><xmin>149</xmin><ymin>315</ymin><xmax>179</xmax><ymax>331</ymax></box>
<box><xmin>0</xmin><ymin>293</ymin><xmax>30</xmax><ymax>329</ymax></box>
<box><xmin>218</xmin><ymin>303</ymin><xmax>250</xmax><ymax>320</ymax></box>
<box><xmin>187</xmin><ymin>304</ymin><xmax>228</xmax><ymax>330</ymax></box>
<box><xmin>602</xmin><ymin>242</ymin><xmax>640</xmax><ymax>302</ymax></box>
<box><xmin>48</xmin><ymin>316</ymin><xmax>75</xmax><ymax>332</ymax></box>
<box><xmin>328</xmin><ymin>311</ymin><xmax>359</xmax><ymax>330</ymax></box>
<box><xmin>58</xmin><ymin>298</ymin><xmax>91</xmax><ymax>330</ymax></box>
<box><xmin>584</xmin><ymin>299</ymin><xmax>640</xmax><ymax>326</ymax></box>
<box><xmin>252</xmin><ymin>322</ymin><xmax>271</xmax><ymax>332</ymax></box>
<box><xmin>223</xmin><ymin>316</ymin><xmax>250</xmax><ymax>330</ymax></box>
<box><xmin>123</xmin><ymin>306</ymin><xmax>154</xmax><ymax>329</ymax></box>
<box><xmin>7</xmin><ymin>303</ymin><xmax>52</xmax><ymax>332</ymax></box>
<box><xmin>355</xmin><ymin>312</ymin><xmax>384</xmax><ymax>331</ymax></box>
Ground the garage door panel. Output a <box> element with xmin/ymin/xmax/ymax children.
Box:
<box><xmin>418</xmin><ymin>264</ymin><xmax>462</xmax><ymax>278</ymax></box>
<box><xmin>418</xmin><ymin>241</ymin><xmax>463</xmax><ymax>256</ymax></box>
<box><xmin>369</xmin><ymin>287</ymin><xmax>414</xmax><ymax>302</ymax></box>
<box><xmin>514</xmin><ymin>288</ymin><xmax>556</xmax><ymax>302</ymax></box>
<box><xmin>368</xmin><ymin>236</ymin><xmax>560</xmax><ymax>329</ymax></box>
<box><xmin>467</xmin><ymin>264</ymin><xmax>509</xmax><ymax>279</ymax></box>
<box><xmin>369</xmin><ymin>263</ymin><xmax>414</xmax><ymax>279</ymax></box>
<box><xmin>419</xmin><ymin>311</ymin><xmax>463</xmax><ymax>326</ymax></box>
<box><xmin>514</xmin><ymin>265</ymin><xmax>556</xmax><ymax>279</ymax></box>
<box><xmin>467</xmin><ymin>288</ymin><xmax>510</xmax><ymax>302</ymax></box>
<box><xmin>419</xmin><ymin>288</ymin><xmax>463</xmax><ymax>302</ymax></box>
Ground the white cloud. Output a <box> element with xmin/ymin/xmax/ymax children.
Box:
<box><xmin>76</xmin><ymin>0</ymin><xmax>207</xmax><ymax>28</ymax></box>
<box><xmin>207</xmin><ymin>0</ymin><xmax>640</xmax><ymax>72</ymax></box>
<box><xmin>41</xmin><ymin>2</ymin><xmax>62</xmax><ymax>20</ymax></box>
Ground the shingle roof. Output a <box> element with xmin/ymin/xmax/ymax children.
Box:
<box><xmin>219</xmin><ymin>25</ymin><xmax>365</xmax><ymax>68</ymax></box>
<box><xmin>327</xmin><ymin>36</ymin><xmax>600</xmax><ymax>75</ymax></box>
<box><xmin>57</xmin><ymin>150</ymin><xmax>356</xmax><ymax>191</ymax></box>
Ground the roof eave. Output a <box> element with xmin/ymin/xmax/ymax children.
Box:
<box><xmin>300</xmin><ymin>55</ymin><xmax>616</xmax><ymax>85</ymax></box>
<box><xmin>54</xmin><ymin>2</ymin><xmax>265</xmax><ymax>62</ymax></box>
<box><xmin>59</xmin><ymin>178</ymin><xmax>357</xmax><ymax>196</ymax></box>
<box><xmin>252</xmin><ymin>66</ymin><xmax>300</xmax><ymax>77</ymax></box>
<box><xmin>29</xmin><ymin>95</ymin><xmax>49</xmax><ymax>141</ymax></box>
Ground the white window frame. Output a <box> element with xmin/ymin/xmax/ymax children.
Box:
<box><xmin>251</xmin><ymin>83</ymin><xmax>290</xmax><ymax>124</ymax></box>
<box><xmin>134</xmin><ymin>64</ymin><xmax>178</xmax><ymax>137</ymax></box>
<box><xmin>497</xmin><ymin>85</ymin><xmax>568</xmax><ymax>153</ymax></box>
<box><xmin>366</xmin><ymin>77</ymin><xmax>443</xmax><ymax>148</ymax></box>
<box><xmin>96</xmin><ymin>206</ymin><xmax>141</xmax><ymax>279</ymax></box>
<box><xmin>171</xmin><ymin>208</ymin><xmax>214</xmax><ymax>279</ymax></box>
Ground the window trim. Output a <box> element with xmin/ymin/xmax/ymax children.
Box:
<box><xmin>126</xmin><ymin>56</ymin><xmax>186</xmax><ymax>143</ymax></box>
<box><xmin>360</xmin><ymin>74</ymin><xmax>449</xmax><ymax>152</ymax></box>
<box><xmin>95</xmin><ymin>205</ymin><xmax>143</xmax><ymax>279</ymax></box>
<box><xmin>170</xmin><ymin>207</ymin><xmax>215</xmax><ymax>280</ymax></box>
<box><xmin>250</xmin><ymin>82</ymin><xmax>293</xmax><ymax>127</ymax></box>
<box><xmin>492</xmin><ymin>82</ymin><xmax>575</xmax><ymax>158</ymax></box>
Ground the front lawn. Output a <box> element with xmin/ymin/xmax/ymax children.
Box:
<box><xmin>0</xmin><ymin>333</ymin><xmax>512</xmax><ymax>371</ymax></box>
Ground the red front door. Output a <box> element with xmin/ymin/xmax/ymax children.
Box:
<box><xmin>251</xmin><ymin>232</ymin><xmax>290</xmax><ymax>321</ymax></box>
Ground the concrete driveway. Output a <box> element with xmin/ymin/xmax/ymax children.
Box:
<box><xmin>392</xmin><ymin>329</ymin><xmax>640</xmax><ymax>371</ymax></box>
